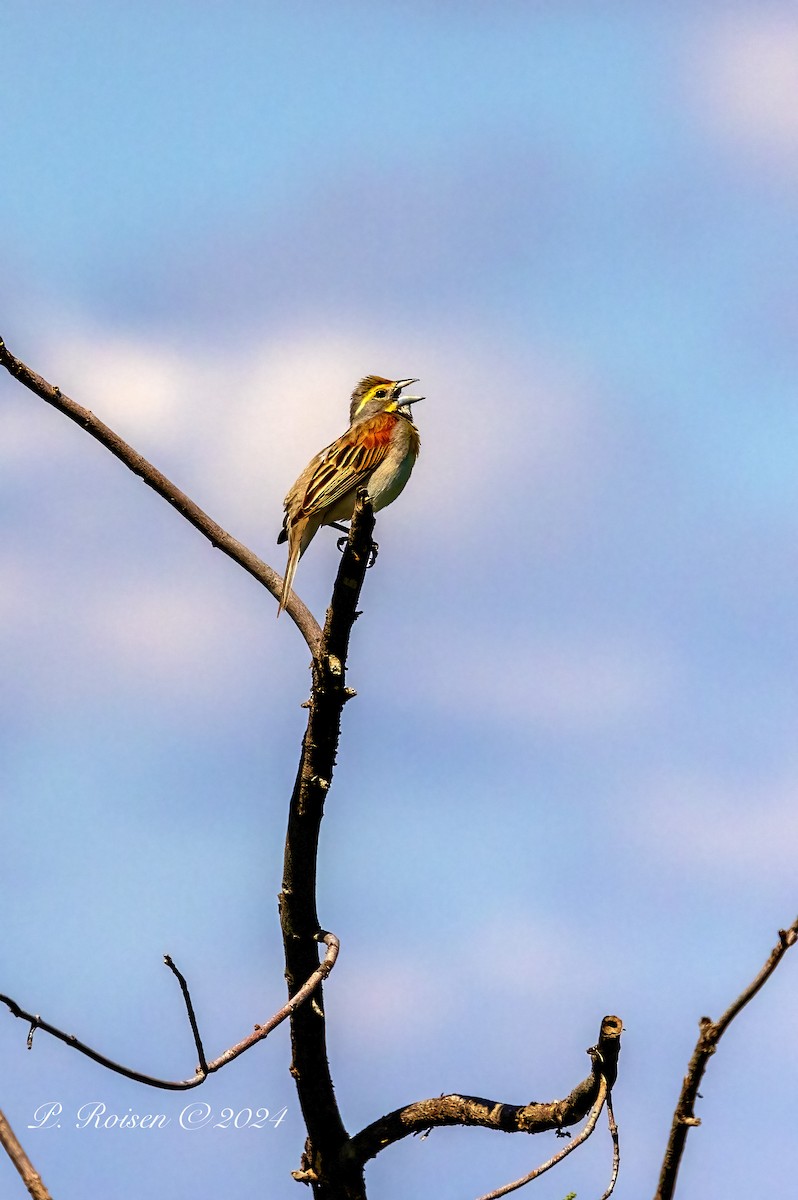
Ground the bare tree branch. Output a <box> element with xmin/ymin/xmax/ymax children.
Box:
<box><xmin>280</xmin><ymin>492</ymin><xmax>376</xmax><ymax>1200</ymax></box>
<box><xmin>0</xmin><ymin>1107</ymin><xmax>53</xmax><ymax>1200</ymax></box>
<box><xmin>475</xmin><ymin>1076</ymin><xmax>608</xmax><ymax>1200</ymax></box>
<box><xmin>164</xmin><ymin>954</ymin><xmax>208</xmax><ymax>1075</ymax></box>
<box><xmin>0</xmin><ymin>933</ymin><xmax>339</xmax><ymax>1092</ymax></box>
<box><xmin>347</xmin><ymin>1015</ymin><xmax>622</xmax><ymax>1168</ymax></box>
<box><xmin>655</xmin><ymin>916</ymin><xmax>798</xmax><ymax>1200</ymax></box>
<box><xmin>0</xmin><ymin>336</ymin><xmax>322</xmax><ymax>654</ymax></box>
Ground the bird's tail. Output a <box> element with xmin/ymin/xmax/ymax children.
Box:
<box><xmin>277</xmin><ymin>544</ymin><xmax>300</xmax><ymax>617</ymax></box>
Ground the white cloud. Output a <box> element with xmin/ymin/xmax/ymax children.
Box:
<box><xmin>461</xmin><ymin>914</ymin><xmax>616</xmax><ymax>999</ymax></box>
<box><xmin>28</xmin><ymin>315</ymin><xmax>601</xmax><ymax>547</ymax></box>
<box><xmin>632</xmin><ymin>768</ymin><xmax>798</xmax><ymax>878</ymax></box>
<box><xmin>88</xmin><ymin>574</ymin><xmax>252</xmax><ymax>680</ymax></box>
<box><xmin>0</xmin><ymin>398</ymin><xmax>75</xmax><ymax>479</ymax></box>
<box><xmin>0</xmin><ymin>546</ymin><xmax>267</xmax><ymax>710</ymax></box>
<box><xmin>691</xmin><ymin>14</ymin><xmax>798</xmax><ymax>162</ymax></box>
<box><xmin>327</xmin><ymin>958</ymin><xmax>447</xmax><ymax>1045</ymax></box>
<box><xmin>417</xmin><ymin>629</ymin><xmax>677</xmax><ymax>733</ymax></box>
<box><xmin>3</xmin><ymin>316</ymin><xmax>606</xmax><ymax>707</ymax></box>
<box><xmin>0</xmin><ymin>554</ymin><xmax>38</xmax><ymax>628</ymax></box>
<box><xmin>48</xmin><ymin>327</ymin><xmax>193</xmax><ymax>443</ymax></box>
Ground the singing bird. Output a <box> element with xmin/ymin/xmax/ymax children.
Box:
<box><xmin>277</xmin><ymin>375</ymin><xmax>423</xmax><ymax>615</ymax></box>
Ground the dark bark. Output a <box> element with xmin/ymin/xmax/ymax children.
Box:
<box><xmin>279</xmin><ymin>491</ymin><xmax>375</xmax><ymax>1199</ymax></box>
<box><xmin>347</xmin><ymin>1014</ymin><xmax>622</xmax><ymax>1169</ymax></box>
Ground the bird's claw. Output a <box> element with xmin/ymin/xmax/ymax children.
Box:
<box><xmin>335</xmin><ymin>535</ymin><xmax>378</xmax><ymax>566</ymax></box>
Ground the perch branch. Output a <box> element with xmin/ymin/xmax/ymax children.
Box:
<box><xmin>347</xmin><ymin>1015</ymin><xmax>622</xmax><ymax>1167</ymax></box>
<box><xmin>0</xmin><ymin>1108</ymin><xmax>53</xmax><ymax>1200</ymax></box>
<box><xmin>0</xmin><ymin>336</ymin><xmax>321</xmax><ymax>654</ymax></box>
<box><xmin>0</xmin><ymin>933</ymin><xmax>338</xmax><ymax>1092</ymax></box>
<box><xmin>279</xmin><ymin>491</ymin><xmax>376</xmax><ymax>1200</ymax></box>
<box><xmin>655</xmin><ymin>916</ymin><xmax>798</xmax><ymax>1200</ymax></box>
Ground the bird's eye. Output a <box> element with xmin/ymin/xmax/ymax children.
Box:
<box><xmin>375</xmin><ymin>388</ymin><xmax>388</xmax><ymax>399</ymax></box>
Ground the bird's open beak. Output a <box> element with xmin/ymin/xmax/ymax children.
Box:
<box><xmin>395</xmin><ymin>378</ymin><xmax>424</xmax><ymax>407</ymax></box>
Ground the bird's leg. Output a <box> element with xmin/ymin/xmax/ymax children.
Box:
<box><xmin>332</xmin><ymin>521</ymin><xmax>378</xmax><ymax>565</ymax></box>
<box><xmin>332</xmin><ymin>521</ymin><xmax>351</xmax><ymax>553</ymax></box>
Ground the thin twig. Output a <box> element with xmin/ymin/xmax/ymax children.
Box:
<box><xmin>0</xmin><ymin>336</ymin><xmax>322</xmax><ymax>654</ymax></box>
<box><xmin>598</xmin><ymin>1093</ymin><xmax>620</xmax><ymax>1200</ymax></box>
<box><xmin>474</xmin><ymin>1076</ymin><xmax>608</xmax><ymax>1200</ymax></box>
<box><xmin>0</xmin><ymin>1107</ymin><xmax>53</xmax><ymax>1200</ymax></box>
<box><xmin>164</xmin><ymin>955</ymin><xmax>208</xmax><ymax>1075</ymax></box>
<box><xmin>655</xmin><ymin>916</ymin><xmax>798</xmax><ymax>1200</ymax></box>
<box><xmin>0</xmin><ymin>932</ymin><xmax>339</xmax><ymax>1092</ymax></box>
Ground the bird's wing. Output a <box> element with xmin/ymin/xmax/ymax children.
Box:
<box><xmin>298</xmin><ymin>415</ymin><xmax>394</xmax><ymax>516</ymax></box>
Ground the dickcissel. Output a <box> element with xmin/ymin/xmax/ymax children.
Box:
<box><xmin>277</xmin><ymin>375</ymin><xmax>422</xmax><ymax>615</ymax></box>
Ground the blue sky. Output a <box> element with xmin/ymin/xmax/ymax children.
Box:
<box><xmin>2</xmin><ymin>4</ymin><xmax>798</xmax><ymax>1198</ymax></box>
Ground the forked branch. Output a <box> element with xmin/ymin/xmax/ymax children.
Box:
<box><xmin>0</xmin><ymin>934</ymin><xmax>339</xmax><ymax>1092</ymax></box>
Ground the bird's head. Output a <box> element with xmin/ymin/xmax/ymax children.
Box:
<box><xmin>349</xmin><ymin>375</ymin><xmax>423</xmax><ymax>424</ymax></box>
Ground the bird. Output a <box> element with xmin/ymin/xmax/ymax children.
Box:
<box><xmin>276</xmin><ymin>375</ymin><xmax>423</xmax><ymax>615</ymax></box>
